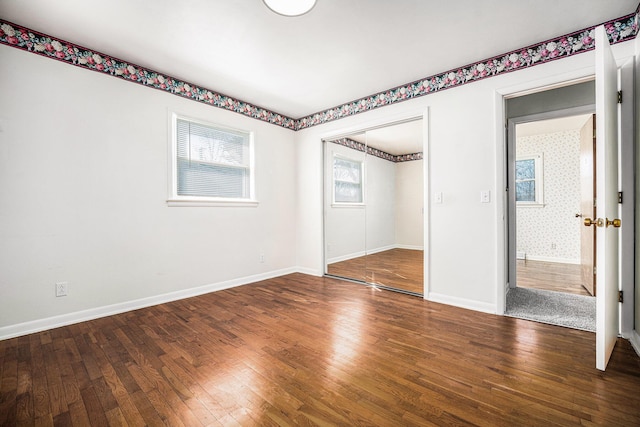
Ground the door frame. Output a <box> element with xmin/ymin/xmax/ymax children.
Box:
<box><xmin>506</xmin><ymin>105</ymin><xmax>595</xmax><ymax>295</ymax></box>
<box><xmin>618</xmin><ymin>58</ymin><xmax>635</xmax><ymax>338</ymax></box>
<box><xmin>495</xmin><ymin>68</ymin><xmax>635</xmax><ymax>332</ymax></box>
<box><xmin>494</xmin><ymin>70</ymin><xmax>599</xmax><ymax>315</ymax></box>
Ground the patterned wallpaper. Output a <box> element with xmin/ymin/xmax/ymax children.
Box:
<box><xmin>0</xmin><ymin>8</ymin><xmax>638</xmax><ymax>130</ymax></box>
<box><xmin>516</xmin><ymin>130</ymin><xmax>581</xmax><ymax>263</ymax></box>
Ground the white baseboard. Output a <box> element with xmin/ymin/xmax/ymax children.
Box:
<box><xmin>365</xmin><ymin>245</ymin><xmax>397</xmax><ymax>255</ymax></box>
<box><xmin>0</xmin><ymin>267</ymin><xmax>298</xmax><ymax>341</ymax></box>
<box><xmin>630</xmin><ymin>330</ymin><xmax>640</xmax><ymax>358</ymax></box>
<box><xmin>327</xmin><ymin>250</ymin><xmax>366</xmax><ymax>265</ymax></box>
<box><xmin>296</xmin><ymin>266</ymin><xmax>323</xmax><ymax>277</ymax></box>
<box><xmin>395</xmin><ymin>244</ymin><xmax>424</xmax><ymax>251</ymax></box>
<box><xmin>426</xmin><ymin>292</ymin><xmax>496</xmax><ymax>314</ymax></box>
<box><xmin>520</xmin><ymin>255</ymin><xmax>580</xmax><ymax>265</ymax></box>
<box><xmin>328</xmin><ymin>244</ymin><xmax>424</xmax><ymax>264</ymax></box>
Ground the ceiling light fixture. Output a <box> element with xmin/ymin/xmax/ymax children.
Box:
<box><xmin>263</xmin><ymin>0</ymin><xmax>317</xmax><ymax>17</ymax></box>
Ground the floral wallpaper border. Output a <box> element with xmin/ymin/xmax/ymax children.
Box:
<box><xmin>0</xmin><ymin>20</ymin><xmax>298</xmax><ymax>130</ymax></box>
<box><xmin>297</xmin><ymin>11</ymin><xmax>638</xmax><ymax>130</ymax></box>
<box><xmin>331</xmin><ymin>138</ymin><xmax>423</xmax><ymax>163</ymax></box>
<box><xmin>1</xmin><ymin>8</ymin><xmax>638</xmax><ymax>132</ymax></box>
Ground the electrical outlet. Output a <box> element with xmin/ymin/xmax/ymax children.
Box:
<box><xmin>259</xmin><ymin>253</ymin><xmax>265</xmax><ymax>263</ymax></box>
<box><xmin>56</xmin><ymin>282</ymin><xmax>68</xmax><ymax>297</ymax></box>
<box><xmin>551</xmin><ymin>243</ymin><xmax>557</xmax><ymax>250</ymax></box>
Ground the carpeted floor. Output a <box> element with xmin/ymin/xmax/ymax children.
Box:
<box><xmin>505</xmin><ymin>287</ymin><xmax>596</xmax><ymax>332</ymax></box>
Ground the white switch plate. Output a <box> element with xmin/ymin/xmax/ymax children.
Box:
<box><xmin>435</xmin><ymin>192</ymin><xmax>443</xmax><ymax>204</ymax></box>
<box><xmin>480</xmin><ymin>190</ymin><xmax>491</xmax><ymax>203</ymax></box>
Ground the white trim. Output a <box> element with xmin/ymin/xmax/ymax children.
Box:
<box><xmin>423</xmin><ymin>108</ymin><xmax>431</xmax><ymax>298</ymax></box>
<box><xmin>629</xmin><ymin>331</ymin><xmax>640</xmax><ymax>358</ymax></box>
<box><xmin>296</xmin><ymin>267</ymin><xmax>323</xmax><ymax>277</ymax></box>
<box><xmin>327</xmin><ymin>250</ymin><xmax>366</xmax><ymax>265</ymax></box>
<box><xmin>331</xmin><ymin>203</ymin><xmax>365</xmax><ymax>209</ymax></box>
<box><xmin>327</xmin><ymin>244</ymin><xmax>423</xmax><ymax>264</ymax></box>
<box><xmin>494</xmin><ymin>91</ymin><xmax>507</xmax><ymax>314</ymax></box>
<box><xmin>332</xmin><ymin>152</ymin><xmax>365</xmax><ymax>205</ymax></box>
<box><xmin>167</xmin><ymin>199</ymin><xmax>259</xmax><ymax>207</ymax></box>
<box><xmin>366</xmin><ymin>245</ymin><xmax>397</xmax><ymax>255</ymax></box>
<box><xmin>395</xmin><ymin>244</ymin><xmax>424</xmax><ymax>251</ymax></box>
<box><xmin>167</xmin><ymin>111</ymin><xmax>256</xmax><ymax>204</ymax></box>
<box><xmin>0</xmin><ymin>267</ymin><xmax>297</xmax><ymax>341</ymax></box>
<box><xmin>520</xmin><ymin>255</ymin><xmax>581</xmax><ymax>265</ymax></box>
<box><xmin>495</xmin><ymin>66</ymin><xmax>597</xmax><ymax>317</ymax></box>
<box><xmin>516</xmin><ymin>203</ymin><xmax>546</xmax><ymax>208</ymax></box>
<box><xmin>426</xmin><ymin>292</ymin><xmax>496</xmax><ymax>314</ymax></box>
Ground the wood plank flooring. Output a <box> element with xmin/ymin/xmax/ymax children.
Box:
<box><xmin>2</xmin><ymin>273</ymin><xmax>640</xmax><ymax>426</ymax></box>
<box><xmin>328</xmin><ymin>248</ymin><xmax>423</xmax><ymax>294</ymax></box>
<box><xmin>516</xmin><ymin>260</ymin><xmax>590</xmax><ymax>296</ymax></box>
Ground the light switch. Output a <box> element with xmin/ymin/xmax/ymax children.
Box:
<box><xmin>435</xmin><ymin>192</ymin><xmax>443</xmax><ymax>204</ymax></box>
<box><xmin>480</xmin><ymin>190</ymin><xmax>491</xmax><ymax>203</ymax></box>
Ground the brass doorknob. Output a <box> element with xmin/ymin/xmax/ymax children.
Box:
<box><xmin>606</xmin><ymin>218</ymin><xmax>621</xmax><ymax>228</ymax></box>
<box><xmin>584</xmin><ymin>218</ymin><xmax>604</xmax><ymax>227</ymax></box>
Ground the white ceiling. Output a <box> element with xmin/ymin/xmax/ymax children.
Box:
<box><xmin>517</xmin><ymin>114</ymin><xmax>592</xmax><ymax>137</ymax></box>
<box><xmin>1</xmin><ymin>0</ymin><xmax>637</xmax><ymax>119</ymax></box>
<box><xmin>348</xmin><ymin>120</ymin><xmax>423</xmax><ymax>155</ymax></box>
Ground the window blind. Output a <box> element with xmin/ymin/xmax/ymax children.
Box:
<box><xmin>176</xmin><ymin>119</ymin><xmax>251</xmax><ymax>199</ymax></box>
<box><xmin>334</xmin><ymin>157</ymin><xmax>363</xmax><ymax>203</ymax></box>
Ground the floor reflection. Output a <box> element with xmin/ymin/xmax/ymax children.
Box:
<box><xmin>327</xmin><ymin>248</ymin><xmax>423</xmax><ymax>294</ymax></box>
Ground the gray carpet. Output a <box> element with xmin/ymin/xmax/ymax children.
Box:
<box><xmin>505</xmin><ymin>287</ymin><xmax>596</xmax><ymax>332</ymax></box>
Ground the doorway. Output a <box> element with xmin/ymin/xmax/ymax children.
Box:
<box><xmin>506</xmin><ymin>112</ymin><xmax>597</xmax><ymax>331</ymax></box>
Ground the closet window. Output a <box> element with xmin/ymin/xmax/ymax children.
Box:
<box><xmin>168</xmin><ymin>114</ymin><xmax>256</xmax><ymax>206</ymax></box>
<box><xmin>333</xmin><ymin>155</ymin><xmax>364</xmax><ymax>204</ymax></box>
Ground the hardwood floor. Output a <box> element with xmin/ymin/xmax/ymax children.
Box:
<box><xmin>516</xmin><ymin>259</ymin><xmax>590</xmax><ymax>296</ymax></box>
<box><xmin>328</xmin><ymin>248</ymin><xmax>424</xmax><ymax>294</ymax></box>
<box><xmin>2</xmin><ymin>273</ymin><xmax>640</xmax><ymax>426</ymax></box>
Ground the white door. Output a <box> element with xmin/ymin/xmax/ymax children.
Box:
<box><xmin>594</xmin><ymin>25</ymin><xmax>621</xmax><ymax>371</ymax></box>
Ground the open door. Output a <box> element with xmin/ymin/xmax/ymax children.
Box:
<box><xmin>593</xmin><ymin>25</ymin><xmax>622</xmax><ymax>371</ymax></box>
<box><xmin>579</xmin><ymin>115</ymin><xmax>596</xmax><ymax>296</ymax></box>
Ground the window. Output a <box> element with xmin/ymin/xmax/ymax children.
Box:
<box><xmin>168</xmin><ymin>114</ymin><xmax>256</xmax><ymax>206</ymax></box>
<box><xmin>515</xmin><ymin>154</ymin><xmax>543</xmax><ymax>206</ymax></box>
<box><xmin>333</xmin><ymin>154</ymin><xmax>363</xmax><ymax>204</ymax></box>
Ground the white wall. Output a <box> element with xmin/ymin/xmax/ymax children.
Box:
<box><xmin>0</xmin><ymin>45</ymin><xmax>298</xmax><ymax>336</ymax></box>
<box><xmin>516</xmin><ymin>130</ymin><xmax>581</xmax><ymax>263</ymax></box>
<box><xmin>395</xmin><ymin>160</ymin><xmax>424</xmax><ymax>249</ymax></box>
<box><xmin>296</xmin><ymin>41</ymin><xmax>634</xmax><ymax>313</ymax></box>
<box><xmin>324</xmin><ymin>142</ymin><xmax>367</xmax><ymax>261</ymax></box>
<box><xmin>365</xmin><ymin>153</ymin><xmax>396</xmax><ymax>253</ymax></box>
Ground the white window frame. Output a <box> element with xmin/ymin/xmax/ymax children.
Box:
<box><xmin>515</xmin><ymin>153</ymin><xmax>544</xmax><ymax>207</ymax></box>
<box><xmin>332</xmin><ymin>152</ymin><xmax>365</xmax><ymax>207</ymax></box>
<box><xmin>167</xmin><ymin>112</ymin><xmax>257</xmax><ymax>207</ymax></box>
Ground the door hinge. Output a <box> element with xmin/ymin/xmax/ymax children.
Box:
<box><xmin>618</xmin><ymin>91</ymin><xmax>623</xmax><ymax>103</ymax></box>
<box><xmin>593</xmin><ymin>266</ymin><xmax>597</xmax><ymax>276</ymax></box>
<box><xmin>619</xmin><ymin>290</ymin><xmax>624</xmax><ymax>303</ymax></box>
<box><xmin>618</xmin><ymin>192</ymin><xmax>623</xmax><ymax>204</ymax></box>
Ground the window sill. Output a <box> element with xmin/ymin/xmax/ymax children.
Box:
<box><xmin>167</xmin><ymin>198</ymin><xmax>259</xmax><ymax>207</ymax></box>
<box><xmin>331</xmin><ymin>203</ymin><xmax>365</xmax><ymax>208</ymax></box>
<box><xmin>516</xmin><ymin>203</ymin><xmax>545</xmax><ymax>208</ymax></box>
